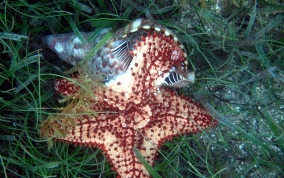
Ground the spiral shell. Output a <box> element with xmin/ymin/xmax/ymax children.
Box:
<box><xmin>42</xmin><ymin>18</ymin><xmax>195</xmax><ymax>87</ymax></box>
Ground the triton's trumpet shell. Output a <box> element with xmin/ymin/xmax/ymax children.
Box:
<box><xmin>42</xmin><ymin>18</ymin><xmax>195</xmax><ymax>87</ymax></box>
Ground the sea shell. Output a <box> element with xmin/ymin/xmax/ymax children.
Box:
<box><xmin>42</xmin><ymin>18</ymin><xmax>195</xmax><ymax>87</ymax></box>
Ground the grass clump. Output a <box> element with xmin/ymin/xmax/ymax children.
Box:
<box><xmin>1</xmin><ymin>0</ymin><xmax>283</xmax><ymax>177</ymax></box>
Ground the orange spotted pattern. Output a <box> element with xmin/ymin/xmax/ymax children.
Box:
<box><xmin>40</xmin><ymin>32</ymin><xmax>217</xmax><ymax>178</ymax></box>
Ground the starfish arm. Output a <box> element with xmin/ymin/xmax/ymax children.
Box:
<box><xmin>41</xmin><ymin>112</ymin><xmax>151</xmax><ymax>178</ymax></box>
<box><xmin>68</xmin><ymin>115</ymin><xmax>152</xmax><ymax>178</ymax></box>
<box><xmin>138</xmin><ymin>89</ymin><xmax>216</xmax><ymax>165</ymax></box>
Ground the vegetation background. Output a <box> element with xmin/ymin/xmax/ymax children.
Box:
<box><xmin>1</xmin><ymin>0</ymin><xmax>283</xmax><ymax>177</ymax></box>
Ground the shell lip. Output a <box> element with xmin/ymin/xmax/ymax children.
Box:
<box><xmin>162</xmin><ymin>70</ymin><xmax>195</xmax><ymax>88</ymax></box>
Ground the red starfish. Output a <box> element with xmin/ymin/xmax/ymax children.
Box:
<box><xmin>40</xmin><ymin>19</ymin><xmax>217</xmax><ymax>178</ymax></box>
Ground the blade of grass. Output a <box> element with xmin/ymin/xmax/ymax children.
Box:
<box><xmin>91</xmin><ymin>20</ymin><xmax>117</xmax><ymax>27</ymax></box>
<box><xmin>0</xmin><ymin>32</ymin><xmax>28</xmax><ymax>41</ymax></box>
<box><xmin>244</xmin><ymin>2</ymin><xmax>257</xmax><ymax>38</ymax></box>
<box><xmin>257</xmin><ymin>108</ymin><xmax>284</xmax><ymax>153</ymax></box>
<box><xmin>82</xmin><ymin>31</ymin><xmax>113</xmax><ymax>63</ymax></box>
<box><xmin>133</xmin><ymin>147</ymin><xmax>162</xmax><ymax>178</ymax></box>
<box><xmin>255</xmin><ymin>44</ymin><xmax>272</xmax><ymax>68</ymax></box>
<box><xmin>121</xmin><ymin>6</ymin><xmax>133</xmax><ymax>19</ymax></box>
<box><xmin>0</xmin><ymin>155</ymin><xmax>8</xmax><ymax>178</ymax></box>
<box><xmin>97</xmin><ymin>0</ymin><xmax>107</xmax><ymax>13</ymax></box>
<box><xmin>68</xmin><ymin>16</ymin><xmax>87</xmax><ymax>44</ymax></box>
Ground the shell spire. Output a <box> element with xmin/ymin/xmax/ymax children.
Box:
<box><xmin>42</xmin><ymin>29</ymin><xmax>110</xmax><ymax>66</ymax></box>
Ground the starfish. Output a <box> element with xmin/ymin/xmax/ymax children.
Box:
<box><xmin>40</xmin><ymin>19</ymin><xmax>217</xmax><ymax>178</ymax></box>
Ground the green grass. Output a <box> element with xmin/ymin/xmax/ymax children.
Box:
<box><xmin>1</xmin><ymin>0</ymin><xmax>284</xmax><ymax>177</ymax></box>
